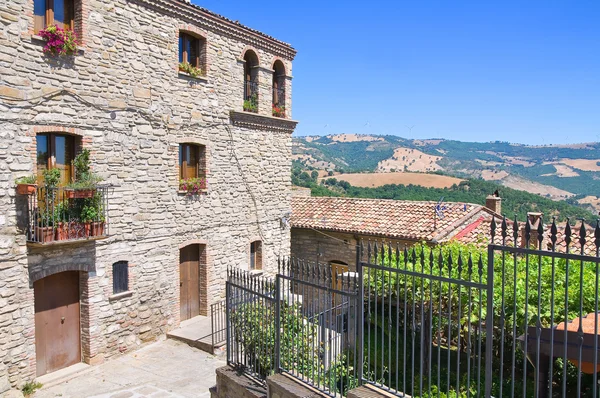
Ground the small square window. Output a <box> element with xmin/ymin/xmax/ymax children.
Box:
<box><xmin>112</xmin><ymin>261</ymin><xmax>129</xmax><ymax>294</ymax></box>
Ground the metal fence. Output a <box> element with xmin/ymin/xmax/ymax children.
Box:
<box><xmin>211</xmin><ymin>299</ymin><xmax>227</xmax><ymax>350</ymax></box>
<box><xmin>226</xmin><ymin>217</ymin><xmax>600</xmax><ymax>398</ymax></box>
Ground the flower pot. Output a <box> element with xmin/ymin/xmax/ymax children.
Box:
<box><xmin>65</xmin><ymin>189</ymin><xmax>95</xmax><ymax>199</ymax></box>
<box><xmin>91</xmin><ymin>221</ymin><xmax>105</xmax><ymax>237</ymax></box>
<box><xmin>55</xmin><ymin>222</ymin><xmax>69</xmax><ymax>241</ymax></box>
<box><xmin>68</xmin><ymin>222</ymin><xmax>87</xmax><ymax>240</ymax></box>
<box><xmin>16</xmin><ymin>184</ymin><xmax>37</xmax><ymax>195</ymax></box>
<box><xmin>34</xmin><ymin>226</ymin><xmax>55</xmax><ymax>243</ymax></box>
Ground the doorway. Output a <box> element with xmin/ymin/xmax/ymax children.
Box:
<box><xmin>179</xmin><ymin>244</ymin><xmax>208</xmax><ymax>320</ymax></box>
<box><xmin>34</xmin><ymin>271</ymin><xmax>81</xmax><ymax>376</ymax></box>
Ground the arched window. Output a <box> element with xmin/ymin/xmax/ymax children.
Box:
<box><xmin>243</xmin><ymin>50</ymin><xmax>259</xmax><ymax>113</ymax></box>
<box><xmin>272</xmin><ymin>60</ymin><xmax>286</xmax><ymax>118</ymax></box>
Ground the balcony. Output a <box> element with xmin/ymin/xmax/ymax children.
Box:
<box><xmin>243</xmin><ymin>81</ymin><xmax>259</xmax><ymax>113</ymax></box>
<box><xmin>272</xmin><ymin>87</ymin><xmax>286</xmax><ymax>118</ymax></box>
<box><xmin>24</xmin><ymin>186</ymin><xmax>110</xmax><ymax>246</ymax></box>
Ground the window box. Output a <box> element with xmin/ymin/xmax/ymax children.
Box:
<box><xmin>64</xmin><ymin>188</ymin><xmax>96</xmax><ymax>199</ymax></box>
<box><xmin>16</xmin><ymin>183</ymin><xmax>38</xmax><ymax>195</ymax></box>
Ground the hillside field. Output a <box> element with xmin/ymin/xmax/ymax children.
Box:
<box><xmin>323</xmin><ymin>172</ymin><xmax>463</xmax><ymax>188</ymax></box>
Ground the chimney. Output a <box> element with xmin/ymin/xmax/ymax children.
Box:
<box><xmin>485</xmin><ymin>195</ymin><xmax>501</xmax><ymax>215</ymax></box>
<box><xmin>520</xmin><ymin>212</ymin><xmax>543</xmax><ymax>248</ymax></box>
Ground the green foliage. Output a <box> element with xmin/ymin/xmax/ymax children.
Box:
<box><xmin>365</xmin><ymin>241</ymin><xmax>599</xmax><ymax>397</ymax></box>
<box><xmin>179</xmin><ymin>62</ymin><xmax>204</xmax><ymax>78</ymax></box>
<box><xmin>72</xmin><ymin>193</ymin><xmax>105</xmax><ymax>222</ymax></box>
<box><xmin>43</xmin><ymin>168</ymin><xmax>61</xmax><ymax>188</ymax></box>
<box><xmin>68</xmin><ymin>148</ymin><xmax>102</xmax><ymax>189</ymax></box>
<box><xmin>22</xmin><ymin>381</ymin><xmax>43</xmax><ymax>396</ymax></box>
<box><xmin>230</xmin><ymin>302</ymin><xmax>357</xmax><ymax>394</ymax></box>
<box><xmin>243</xmin><ymin>93</ymin><xmax>258</xmax><ymax>112</ymax></box>
<box><xmin>15</xmin><ymin>175</ymin><xmax>36</xmax><ymax>185</ymax></box>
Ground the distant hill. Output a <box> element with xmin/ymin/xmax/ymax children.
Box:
<box><xmin>293</xmin><ymin>134</ymin><xmax>600</xmax><ymax>214</ymax></box>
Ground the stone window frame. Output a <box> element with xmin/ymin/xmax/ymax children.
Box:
<box><xmin>29</xmin><ymin>126</ymin><xmax>89</xmax><ymax>183</ymax></box>
<box><xmin>177</xmin><ymin>24</ymin><xmax>208</xmax><ymax>80</ymax></box>
<box><xmin>174</xmin><ymin>137</ymin><xmax>209</xmax><ymax>194</ymax></box>
<box><xmin>249</xmin><ymin>239</ymin><xmax>263</xmax><ymax>271</ymax></box>
<box><xmin>240</xmin><ymin>47</ymin><xmax>261</xmax><ymax>113</ymax></box>
<box><xmin>271</xmin><ymin>58</ymin><xmax>287</xmax><ymax>115</ymax></box>
<box><xmin>108</xmin><ymin>258</ymin><xmax>134</xmax><ymax>301</ymax></box>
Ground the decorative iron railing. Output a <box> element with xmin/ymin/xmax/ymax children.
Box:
<box><xmin>272</xmin><ymin>87</ymin><xmax>286</xmax><ymax>118</ymax></box>
<box><xmin>226</xmin><ymin>217</ymin><xmax>600</xmax><ymax>397</ymax></box>
<box><xmin>25</xmin><ymin>186</ymin><xmax>110</xmax><ymax>244</ymax></box>
<box><xmin>243</xmin><ymin>81</ymin><xmax>259</xmax><ymax>113</ymax></box>
<box><xmin>211</xmin><ymin>299</ymin><xmax>227</xmax><ymax>350</ymax></box>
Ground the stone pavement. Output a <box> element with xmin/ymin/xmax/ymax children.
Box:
<box><xmin>33</xmin><ymin>339</ymin><xmax>225</xmax><ymax>398</ymax></box>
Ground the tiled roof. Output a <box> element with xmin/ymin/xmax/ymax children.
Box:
<box><xmin>291</xmin><ymin>197</ymin><xmax>497</xmax><ymax>243</ymax></box>
<box><xmin>176</xmin><ymin>0</ymin><xmax>295</xmax><ymax>51</ymax></box>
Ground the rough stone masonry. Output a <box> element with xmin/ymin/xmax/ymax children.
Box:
<box><xmin>0</xmin><ymin>0</ymin><xmax>297</xmax><ymax>391</ymax></box>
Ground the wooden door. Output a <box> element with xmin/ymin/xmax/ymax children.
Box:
<box><xmin>34</xmin><ymin>271</ymin><xmax>81</xmax><ymax>376</ymax></box>
<box><xmin>180</xmin><ymin>245</ymin><xmax>200</xmax><ymax>321</ymax></box>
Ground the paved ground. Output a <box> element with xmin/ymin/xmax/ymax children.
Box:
<box><xmin>34</xmin><ymin>339</ymin><xmax>225</xmax><ymax>398</ymax></box>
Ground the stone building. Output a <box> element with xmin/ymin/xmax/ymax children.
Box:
<box><xmin>290</xmin><ymin>196</ymin><xmax>502</xmax><ymax>273</ymax></box>
<box><xmin>0</xmin><ymin>0</ymin><xmax>297</xmax><ymax>390</ymax></box>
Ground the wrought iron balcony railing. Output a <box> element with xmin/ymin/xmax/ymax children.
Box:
<box><xmin>272</xmin><ymin>87</ymin><xmax>286</xmax><ymax>118</ymax></box>
<box><xmin>25</xmin><ymin>186</ymin><xmax>110</xmax><ymax>245</ymax></box>
<box><xmin>243</xmin><ymin>80</ymin><xmax>259</xmax><ymax>113</ymax></box>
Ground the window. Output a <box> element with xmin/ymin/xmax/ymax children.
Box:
<box><xmin>272</xmin><ymin>60</ymin><xmax>286</xmax><ymax>118</ymax></box>
<box><xmin>179</xmin><ymin>32</ymin><xmax>206</xmax><ymax>76</ymax></box>
<box><xmin>250</xmin><ymin>241</ymin><xmax>262</xmax><ymax>270</ymax></box>
<box><xmin>112</xmin><ymin>261</ymin><xmax>129</xmax><ymax>294</ymax></box>
<box><xmin>243</xmin><ymin>50</ymin><xmax>259</xmax><ymax>113</ymax></box>
<box><xmin>34</xmin><ymin>0</ymin><xmax>76</xmax><ymax>34</ymax></box>
<box><xmin>36</xmin><ymin>133</ymin><xmax>77</xmax><ymax>186</ymax></box>
<box><xmin>179</xmin><ymin>144</ymin><xmax>206</xmax><ymax>181</ymax></box>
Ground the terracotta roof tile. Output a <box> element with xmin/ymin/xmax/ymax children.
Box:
<box><xmin>291</xmin><ymin>197</ymin><xmax>496</xmax><ymax>243</ymax></box>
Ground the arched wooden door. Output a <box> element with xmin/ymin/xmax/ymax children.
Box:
<box><xmin>34</xmin><ymin>271</ymin><xmax>81</xmax><ymax>376</ymax></box>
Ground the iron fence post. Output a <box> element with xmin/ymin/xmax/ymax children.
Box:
<box><xmin>225</xmin><ymin>281</ymin><xmax>231</xmax><ymax>365</ymax></box>
<box><xmin>485</xmin><ymin>246</ymin><xmax>495</xmax><ymax>397</ymax></box>
<box><xmin>275</xmin><ymin>273</ymin><xmax>281</xmax><ymax>373</ymax></box>
<box><xmin>356</xmin><ymin>242</ymin><xmax>364</xmax><ymax>385</ymax></box>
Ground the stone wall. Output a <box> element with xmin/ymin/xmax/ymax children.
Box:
<box><xmin>290</xmin><ymin>228</ymin><xmax>419</xmax><ymax>271</ymax></box>
<box><xmin>0</xmin><ymin>0</ymin><xmax>295</xmax><ymax>390</ymax></box>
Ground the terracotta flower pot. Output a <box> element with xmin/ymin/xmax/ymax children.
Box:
<box><xmin>35</xmin><ymin>226</ymin><xmax>55</xmax><ymax>243</ymax></box>
<box><xmin>16</xmin><ymin>184</ymin><xmax>37</xmax><ymax>195</ymax></box>
<box><xmin>65</xmin><ymin>189</ymin><xmax>95</xmax><ymax>199</ymax></box>
<box><xmin>91</xmin><ymin>221</ymin><xmax>105</xmax><ymax>237</ymax></box>
<box><xmin>55</xmin><ymin>222</ymin><xmax>70</xmax><ymax>241</ymax></box>
<box><xmin>68</xmin><ymin>222</ymin><xmax>87</xmax><ymax>240</ymax></box>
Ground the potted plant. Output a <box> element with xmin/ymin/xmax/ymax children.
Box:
<box><xmin>80</xmin><ymin>193</ymin><xmax>105</xmax><ymax>237</ymax></box>
<box><xmin>38</xmin><ymin>25</ymin><xmax>79</xmax><ymax>56</ymax></box>
<box><xmin>15</xmin><ymin>175</ymin><xmax>37</xmax><ymax>195</ymax></box>
<box><xmin>54</xmin><ymin>200</ymin><xmax>70</xmax><ymax>241</ymax></box>
<box><xmin>272</xmin><ymin>104</ymin><xmax>285</xmax><ymax>118</ymax></box>
<box><xmin>243</xmin><ymin>93</ymin><xmax>258</xmax><ymax>113</ymax></box>
<box><xmin>34</xmin><ymin>208</ymin><xmax>55</xmax><ymax>243</ymax></box>
<box><xmin>179</xmin><ymin>177</ymin><xmax>207</xmax><ymax>195</ymax></box>
<box><xmin>179</xmin><ymin>62</ymin><xmax>204</xmax><ymax>78</ymax></box>
<box><xmin>65</xmin><ymin>149</ymin><xmax>102</xmax><ymax>198</ymax></box>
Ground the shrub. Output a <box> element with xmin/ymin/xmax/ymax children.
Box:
<box><xmin>15</xmin><ymin>175</ymin><xmax>36</xmax><ymax>185</ymax></box>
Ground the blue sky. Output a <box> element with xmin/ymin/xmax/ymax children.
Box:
<box><xmin>194</xmin><ymin>1</ymin><xmax>599</xmax><ymax>144</ymax></box>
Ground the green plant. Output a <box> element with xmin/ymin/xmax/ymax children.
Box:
<box><xmin>243</xmin><ymin>93</ymin><xmax>258</xmax><ymax>112</ymax></box>
<box><xmin>39</xmin><ymin>25</ymin><xmax>78</xmax><ymax>56</ymax></box>
<box><xmin>74</xmin><ymin>149</ymin><xmax>91</xmax><ymax>180</ymax></box>
<box><xmin>179</xmin><ymin>177</ymin><xmax>207</xmax><ymax>194</ymax></box>
<box><xmin>42</xmin><ymin>168</ymin><xmax>61</xmax><ymax>188</ymax></box>
<box><xmin>15</xmin><ymin>175</ymin><xmax>37</xmax><ymax>185</ymax></box>
<box><xmin>179</xmin><ymin>62</ymin><xmax>204</xmax><ymax>78</ymax></box>
<box><xmin>22</xmin><ymin>381</ymin><xmax>43</xmax><ymax>396</ymax></box>
<box><xmin>71</xmin><ymin>193</ymin><xmax>105</xmax><ymax>222</ymax></box>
